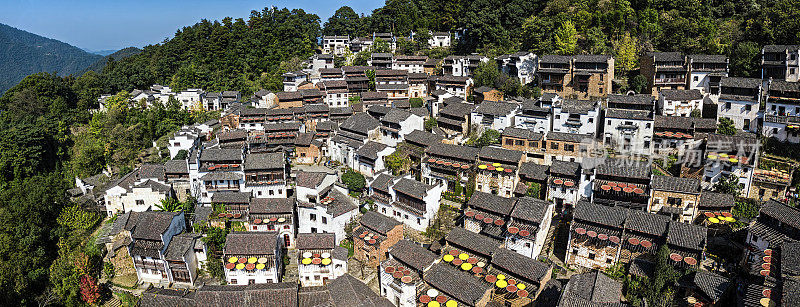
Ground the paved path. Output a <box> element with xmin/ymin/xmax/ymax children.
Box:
<box><xmin>283</xmin><ymin>249</ymin><xmax>299</xmax><ymax>283</ymax></box>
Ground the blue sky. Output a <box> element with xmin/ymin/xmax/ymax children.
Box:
<box><xmin>1</xmin><ymin>0</ymin><xmax>382</xmax><ymax>51</ymax></box>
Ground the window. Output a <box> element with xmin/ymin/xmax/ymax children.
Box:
<box><xmin>588</xmin><ymin>118</ymin><xmax>593</xmax><ymax>123</ymax></box>
<box><xmin>725</xmin><ymin>102</ymin><xmax>731</xmax><ymax>109</ymax></box>
<box><xmin>551</xmin><ymin>142</ymin><xmax>559</xmax><ymax>150</ymax></box>
<box><xmin>646</xmin><ymin>123</ymin><xmax>651</xmax><ymax>129</ymax></box>
<box><xmin>135</xmin><ymin>200</ymin><xmax>144</xmax><ymax>206</ymax></box>
<box><xmin>311</xmin><ymin>227</ymin><xmax>317</xmax><ymax>233</ymax></box>
<box><xmin>694</xmin><ymin>76</ymin><xmax>698</xmax><ymax>81</ymax></box>
<box><xmin>310</xmin><ymin>214</ymin><xmax>317</xmax><ymax>221</ymax></box>
<box><xmin>258</xmin><ymin>191</ymin><xmax>262</xmax><ymax>196</ymax></box>
<box><xmin>565</xmin><ymin>144</ymin><xmax>575</xmax><ymax>152</ymax></box>
<box><xmin>505</xmin><ymin>139</ymin><xmax>514</xmax><ymax>145</ymax></box>
<box><xmin>745</xmin><ymin>104</ymin><xmax>752</xmax><ymax>111</ymax></box>
<box><xmin>269</xmin><ymin>190</ymin><xmax>274</xmax><ymax>196</ymax></box>
<box><xmin>322</xmin><ymin>217</ymin><xmax>328</xmax><ymax>224</ymax></box>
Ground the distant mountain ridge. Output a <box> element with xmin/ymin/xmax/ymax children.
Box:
<box><xmin>0</xmin><ymin>23</ymin><xmax>102</xmax><ymax>94</ymax></box>
<box><xmin>82</xmin><ymin>47</ymin><xmax>142</xmax><ymax>74</ymax></box>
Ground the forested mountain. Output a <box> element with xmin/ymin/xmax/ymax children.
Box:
<box><xmin>82</xmin><ymin>47</ymin><xmax>142</xmax><ymax>73</ymax></box>
<box><xmin>0</xmin><ymin>23</ymin><xmax>101</xmax><ymax>94</ymax></box>
<box><xmin>1</xmin><ymin>1</ymin><xmax>800</xmax><ymax>305</ymax></box>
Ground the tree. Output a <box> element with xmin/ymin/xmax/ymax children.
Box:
<box><xmin>717</xmin><ymin>117</ymin><xmax>737</xmax><ymax>135</ymax></box>
<box><xmin>473</xmin><ymin>61</ymin><xmax>500</xmax><ymax>88</ymax></box>
<box><xmin>690</xmin><ymin>109</ymin><xmax>702</xmax><ymax>118</ymax></box>
<box><xmin>342</xmin><ymin>169</ymin><xmax>366</xmax><ymax>192</ymax></box>
<box><xmin>79</xmin><ymin>275</ymin><xmax>100</xmax><ymax>305</ymax></box>
<box><xmin>714</xmin><ymin>173</ymin><xmax>742</xmax><ymax>195</ymax></box>
<box><xmin>730</xmin><ymin>41</ymin><xmax>761</xmax><ymax>78</ymax></box>
<box><xmin>629</xmin><ymin>75</ymin><xmax>648</xmax><ymax>94</ymax></box>
<box><xmin>409</xmin><ymin>98</ymin><xmax>424</xmax><ymax>108</ymax></box>
<box><xmin>156</xmin><ymin>198</ymin><xmax>182</xmax><ymax>212</ymax></box>
<box><xmin>647</xmin><ymin>245</ymin><xmax>679</xmax><ymax>305</ymax></box>
<box><xmin>554</xmin><ymin>21</ymin><xmax>578</xmax><ymax>55</ymax></box>
<box><xmin>384</xmin><ymin>150</ymin><xmax>410</xmax><ymax>175</ymax></box>
<box><xmin>526</xmin><ymin>182</ymin><xmax>542</xmax><ymax>199</ymax></box>
<box><xmin>424</xmin><ymin>117</ymin><xmax>438</xmax><ymax>132</ymax></box>
<box><xmin>472</xmin><ymin>129</ymin><xmax>501</xmax><ymax>147</ymax></box>
<box><xmin>322</xmin><ymin>6</ymin><xmax>365</xmax><ymax>37</ymax></box>
<box><xmin>614</xmin><ymin>32</ymin><xmax>638</xmax><ymax>72</ymax></box>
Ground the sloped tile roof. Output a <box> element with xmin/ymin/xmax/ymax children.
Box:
<box><xmin>296</xmin><ymin>233</ymin><xmax>336</xmax><ymax>250</ymax></box>
<box><xmin>389</xmin><ymin>239</ymin><xmax>437</xmax><ymax>272</ymax></box>
<box><xmin>491</xmin><ymin>248</ymin><xmax>551</xmax><ymax>284</ymax></box>
<box><xmin>445</xmin><ymin>227</ymin><xmax>501</xmax><ymax>258</ymax></box>
<box><xmin>360</xmin><ymin>211</ymin><xmax>401</xmax><ymax>235</ymax></box>
<box><xmin>423</xmin><ymin>262</ymin><xmax>490</xmax><ymax>306</ymax></box>
<box><xmin>651</xmin><ymin>176</ymin><xmax>700</xmax><ymax>194</ymax></box>
<box><xmin>224</xmin><ymin>232</ymin><xmax>278</xmax><ymax>255</ymax></box>
<box><xmin>467</xmin><ymin>191</ymin><xmax>516</xmax><ymax>216</ymax></box>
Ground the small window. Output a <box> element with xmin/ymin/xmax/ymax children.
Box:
<box><xmin>551</xmin><ymin>142</ymin><xmax>559</xmax><ymax>150</ymax></box>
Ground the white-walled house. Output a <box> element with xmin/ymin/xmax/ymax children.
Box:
<box><xmin>551</xmin><ymin>99</ymin><xmax>600</xmax><ymax>135</ymax></box>
<box><xmin>296</xmin><ymin>233</ymin><xmax>348</xmax><ymax>287</ymax></box>
<box><xmin>687</xmin><ymin>54</ymin><xmax>728</xmax><ymax>95</ymax></box>
<box><xmin>330</xmin><ymin>113</ymin><xmax>381</xmax><ymax>167</ymax></box>
<box><xmin>497</xmin><ymin>52</ymin><xmax>537</xmax><ymax>85</ymax></box>
<box><xmin>603</xmin><ymin>108</ymin><xmax>654</xmax><ymax>156</ymax></box>
<box><xmin>379</xmin><ymin>240</ymin><xmax>437</xmax><ymax>307</ymax></box>
<box><xmin>369</xmin><ymin>173</ymin><xmax>444</xmax><ymax>232</ymax></box>
<box><xmin>168</xmin><ymin>127</ymin><xmax>202</xmax><ymax>159</ymax></box>
<box><xmin>104</xmin><ymin>164</ymin><xmax>173</xmax><ymax>216</ymax></box>
<box><xmin>658</xmin><ymin>89</ymin><xmax>704</xmax><ymax>117</ymax></box>
<box><xmin>428</xmin><ymin>31</ymin><xmax>451</xmax><ymax>48</ymax></box>
<box><xmin>322</xmin><ymin>35</ymin><xmax>350</xmax><ymax>56</ymax></box>
<box><xmin>378</xmin><ymin>108</ymin><xmax>424</xmax><ymax>147</ymax></box>
<box><xmin>471</xmin><ymin>101</ymin><xmax>519</xmax><ymax>132</ymax></box>
<box><xmin>763</xmin><ymin>80</ymin><xmax>800</xmax><ymax>143</ymax></box>
<box><xmin>196</xmin><ymin>148</ymin><xmax>245</xmax><ymax>204</ymax></box>
<box><xmin>717</xmin><ymin>77</ymin><xmax>763</xmax><ymax>133</ymax></box>
<box><xmin>703</xmin><ymin>134</ymin><xmax>759</xmax><ymax>197</ymax></box>
<box><xmin>515</xmin><ymin>99</ymin><xmax>552</xmax><ymax>134</ymax></box>
<box><xmin>354</xmin><ymin>141</ymin><xmax>394</xmax><ymax>177</ymax></box>
<box><xmin>127</xmin><ymin>211</ymin><xmax>197</xmax><ymax>285</ymax></box>
<box><xmin>504</xmin><ymin>197</ymin><xmax>554</xmax><ymax>259</ymax></box>
<box><xmin>177</xmin><ymin>89</ymin><xmax>205</xmax><ymax>110</ymax></box>
<box><xmin>295</xmin><ymin>172</ymin><xmax>359</xmax><ymax>244</ymax></box>
<box><xmin>222</xmin><ymin>232</ymin><xmax>283</xmax><ymax>285</ymax></box>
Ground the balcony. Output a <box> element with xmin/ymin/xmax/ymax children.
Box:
<box><xmin>565</xmin><ymin>118</ymin><xmax>583</xmax><ymax>127</ymax></box>
<box><xmin>765</xmin><ymin>114</ymin><xmax>800</xmax><ymax>124</ymax></box>
<box><xmin>617</xmin><ymin>124</ymin><xmax>638</xmax><ymax>130</ymax></box>
<box><xmin>654</xmin><ymin>78</ymin><xmax>686</xmax><ymax>85</ymax></box>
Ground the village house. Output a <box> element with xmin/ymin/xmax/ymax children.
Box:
<box><xmin>421</xmin><ymin>262</ymin><xmax>492</xmax><ymax>307</ymax></box>
<box><xmin>475</xmin><ymin>146</ymin><xmax>524</xmax><ymax>197</ymax></box>
<box><xmin>421</xmin><ymin>142</ymin><xmax>479</xmax><ymax>193</ymax></box>
<box><xmin>203</xmin><ymin>92</ymin><xmax>222</xmax><ymax>110</ymax></box>
<box><xmin>762</xmin><ymin>45</ymin><xmax>800</xmax><ymax>82</ymax></box>
<box><xmin>310</xmin><ymin>53</ymin><xmax>335</xmax><ymax>72</ymax></box>
<box><xmin>748</xmin><ymin>164</ymin><xmax>793</xmax><ymax>202</ymax></box>
<box><xmin>486</xmin><ymin>248</ymin><xmax>553</xmax><ymax>305</ymax></box>
<box><xmin>443</xmin><ymin>227</ymin><xmax>503</xmax><ymax>272</ymax></box>
<box><xmin>223</xmin><ymin>232</ymin><xmax>283</xmax><ymax>285</ymax></box>
<box><xmin>353</xmin><ymin>211</ymin><xmax>403</xmax><ymax>267</ymax></box>
<box><xmin>428</xmin><ymin>31</ymin><xmax>451</xmax><ymax>48</ymax></box>
<box><xmin>239</xmin><ymin>108</ymin><xmax>268</xmax><ymax>131</ymax></box>
<box><xmin>165</xmin><ymin>159</ymin><xmax>191</xmax><ymax>201</ymax></box>
<box><xmin>569</xmin><ymin>55</ymin><xmax>614</xmax><ymax>99</ymax></box>
<box><xmin>379</xmin><ymin>108</ymin><xmax>424</xmax><ymax>147</ymax></box>
<box><xmin>407</xmin><ymin>72</ymin><xmax>428</xmax><ymax>99</ymax></box>
<box><xmin>652</xmin><ymin>116</ymin><xmax>716</xmax><ymax>157</ymax></box>
<box><xmin>369</xmin><ymin>173</ymin><xmax>444</xmax><ymax>232</ymax></box>
<box><xmin>322</xmin><ymin>35</ymin><xmax>350</xmax><ymax>56</ymax></box>
<box><xmin>558</xmin><ymin>271</ymin><xmax>625</xmax><ymax>306</ymax></box>
<box><xmin>349</xmin><ymin>36</ymin><xmax>373</xmax><ymax>53</ymax></box>
<box><xmin>196</xmin><ymin>148</ymin><xmax>244</xmax><ymax>204</ymax></box>
<box><xmin>379</xmin><ymin>239</ymin><xmax>437</xmax><ymax>307</ymax></box>
<box><xmin>547</xmin><ymin>160</ymin><xmax>582</xmax><ymax>211</ymax></box>
<box><xmin>177</xmin><ymin>88</ymin><xmax>205</xmax><ymax>110</ymax></box>
<box><xmin>658</xmin><ymin>89</ymin><xmax>704</xmax><ymax>117</ymax></box>
<box><xmin>354</xmin><ymin>141</ymin><xmax>393</xmax><ymax>177</ymax></box>
<box><xmin>370</xmin><ymin>53</ymin><xmax>394</xmax><ymax>70</ymax></box>
<box><xmin>718</xmin><ymin>77</ymin><xmax>763</xmax><ymax>133</ymax></box>
<box><xmin>566</xmin><ymin>201</ymin><xmax>627</xmax><ymax>270</ymax></box>
<box><xmin>282</xmin><ymin>71</ymin><xmax>308</xmax><ymax>92</ymax></box>
<box><xmin>433</xmin><ymin>75</ymin><xmax>474</xmax><ymax>100</ymax></box>
<box><xmin>604</xmin><ymin>94</ymin><xmax>656</xmax><ymax>156</ymax></box>
<box><xmin>497</xmin><ymin>52</ymin><xmax>537</xmax><ymax>85</ymax></box>
<box><xmin>501</xmin><ymin>127</ymin><xmax>544</xmax><ymax>159</ymax></box>
<box><xmin>703</xmin><ymin>134</ymin><xmax>759</xmax><ymax>196</ymax></box>
<box><xmin>648</xmin><ymin>175</ymin><xmax>702</xmax><ymax>223</ymax></box>
<box><xmin>104</xmin><ymin>164</ymin><xmax>173</xmax><ymax>216</ymax></box>
<box><xmin>515</xmin><ymin>162</ymin><xmax>550</xmax><ymax>197</ymax></box>
<box><xmin>537</xmin><ymin>55</ymin><xmax>572</xmax><ymax>96</ymax></box>
<box><xmin>471</xmin><ymin>101</ymin><xmax>519</xmax><ymax>132</ymax></box>
<box><xmin>463</xmin><ymin>191</ymin><xmax>517</xmax><ymax>239</ymax></box>
<box><xmin>243</xmin><ymin>152</ymin><xmax>286</xmax><ymax>200</ymax></box>
<box><xmin>330</xmin><ymin>113</ymin><xmax>380</xmax><ymax>167</ymax></box>
<box><xmin>375</xmin><ymin>69</ymin><xmax>410</xmax><ymax>102</ymax></box>
<box><xmin>127</xmin><ymin>211</ymin><xmax>189</xmax><ymax>284</ymax></box>
<box><xmin>251</xmin><ymin>89</ymin><xmax>275</xmax><ymax>108</ymax></box>
<box><xmin>217</xmin><ymin>129</ymin><xmax>248</xmax><ymax>149</ymax></box>
<box><xmin>504</xmin><ymin>197</ymin><xmax>554</xmax><ymax>259</ymax></box>
<box><xmin>592</xmin><ymin>158</ymin><xmax>652</xmax><ymax>210</ymax></box>
<box><xmin>294</xmin><ymin>133</ymin><xmax>325</xmax><ymax>165</ymax></box>
<box><xmin>676</xmin><ymin>270</ymin><xmax>733</xmax><ymax>307</ymax></box>
<box><xmin>695</xmin><ymin>191</ymin><xmax>735</xmax><ymax>222</ymax></box>
<box><xmin>296</xmin><ymin>172</ymin><xmax>359</xmax><ymax>244</ymax></box>
<box><xmin>296</xmin><ymin>233</ymin><xmax>348</xmax><ymax>287</ymax></box>
<box><xmin>317</xmin><ymin>80</ymin><xmax>350</xmax><ymax>108</ymax></box>
<box><xmin>319</xmin><ymin>67</ymin><xmax>344</xmax><ymax>81</ymax></box>
<box><xmin>688</xmin><ymin>54</ymin><xmax>728</xmax><ymax>94</ymax></box>
<box><xmin>435</xmin><ymin>101</ymin><xmax>474</xmax><ymax>138</ymax></box>
<box><xmin>551</xmin><ymin>99</ymin><xmax>600</xmax><ymax>135</ymax></box>
<box><xmin>343</xmin><ymin>66</ymin><xmax>372</xmax><ymax>94</ymax></box>
<box><xmin>442</xmin><ymin>55</ymin><xmax>488</xmax><ymax>77</ymax></box>
<box><xmin>763</xmin><ymin>80</ymin><xmax>800</xmax><ymax>143</ymax></box>
<box><xmin>275</xmin><ymin>91</ymin><xmax>304</xmax><ymax>109</ymax></box>
<box><xmin>515</xmin><ymin>98</ymin><xmax>551</xmax><ymax>134</ymax></box>
<box><xmin>248</xmin><ymin>198</ymin><xmax>295</xmax><ymax>248</ymax></box>
<box><xmin>544</xmin><ymin>131</ymin><xmax>593</xmax><ymax>164</ymax></box>
<box><xmin>167</xmin><ymin>127</ymin><xmax>202</xmax><ymax>160</ymax></box>
<box><xmin>393</xmin><ymin>55</ymin><xmax>428</xmax><ymax>74</ymax></box>
<box><xmin>640</xmin><ymin>52</ymin><xmax>689</xmax><ymax>95</ymax></box>
<box><xmin>247</xmin><ymin>122</ymin><xmax>302</xmax><ymax>154</ymax></box>
<box><xmin>360</xmin><ymin>91</ymin><xmax>390</xmax><ymax>108</ymax></box>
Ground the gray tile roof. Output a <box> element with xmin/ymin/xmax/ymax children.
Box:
<box><xmin>165</xmin><ymin>160</ymin><xmax>189</xmax><ymax>174</ymax></box>
<box><xmin>224</xmin><ymin>232</ymin><xmax>278</xmax><ymax>255</ymax></box>
<box><xmin>625</xmin><ymin>210</ymin><xmax>670</xmax><ymax>236</ymax></box>
<box><xmin>404</xmin><ymin>130</ymin><xmax>443</xmax><ymax>147</ymax></box>
<box><xmin>666</xmin><ymin>221</ymin><xmax>707</xmax><ymax>250</ymax></box>
<box><xmin>687</xmin><ymin>271</ymin><xmax>731</xmax><ymax>302</ymax></box>
<box><xmin>649</xmin><ymin>51</ymin><xmax>685</xmax><ymax>62</ymax></box>
<box><xmin>339</xmin><ymin>113</ymin><xmax>380</xmax><ymax>135</ymax></box>
<box><xmin>296</xmin><ymin>171</ymin><xmax>329</xmax><ymax>188</ymax></box>
<box><xmin>549</xmin><ymin>160</ymin><xmax>580</xmax><ymax>177</ymax></box>
<box><xmin>546</xmin><ymin>131</ymin><xmax>592</xmax><ymax>143</ymax></box>
<box><xmin>491</xmin><ymin>248</ymin><xmax>551</xmax><ymax>284</ymax></box>
<box><xmin>356</xmin><ymin>141</ymin><xmax>388</xmax><ymax>160</ymax></box>
<box><xmin>562</xmin><ymin>271</ymin><xmax>623</xmax><ymax>303</ymax></box>
<box><xmin>519</xmin><ymin>162</ymin><xmax>549</xmax><ymax>181</ymax></box>
<box><xmin>698</xmin><ymin>192</ymin><xmax>735</xmax><ymax>209</ymax></box>
<box><xmin>425</xmin><ymin>143</ymin><xmax>480</xmax><ymax>162</ymax></box>
<box><xmin>296</xmin><ymin>233</ymin><xmax>336</xmax><ymax>250</ymax></box>
<box><xmin>474</xmin><ymin>101</ymin><xmax>518</xmax><ymax>116</ymax></box>
<box><xmin>660</xmin><ymin>89</ymin><xmax>703</xmax><ymax>101</ymax></box>
<box><xmin>503</xmin><ymin>127</ymin><xmax>543</xmax><ymax>141</ymax></box>
<box><xmin>140</xmin><ymin>288</ymin><xmax>195</xmax><ymax>307</ymax></box>
<box><xmin>164</xmin><ymin>233</ymin><xmax>200</xmax><ymax>261</ymax></box>
<box><xmin>467</xmin><ymin>191</ymin><xmax>517</xmax><ymax>216</ymax></box>
<box><xmin>360</xmin><ymin>211</ymin><xmax>401</xmax><ymax>235</ymax></box>
<box><xmin>445</xmin><ymin>227</ymin><xmax>502</xmax><ymax>257</ymax></box>
<box><xmin>245</xmin><ymin>152</ymin><xmax>284</xmax><ymax>170</ymax></box>
<box><xmin>607</xmin><ymin>94</ymin><xmax>654</xmax><ymax>106</ymax></box>
<box><xmin>326</xmin><ymin>274</ymin><xmax>394</xmax><ymax>307</ymax></box>
<box><xmin>759</xmin><ymin>200</ymin><xmax>800</xmax><ymax>230</ymax></box>
<box><xmin>596</xmin><ymin>158</ymin><xmax>651</xmax><ymax>180</ymax></box>
<box><xmin>478</xmin><ymin>146</ymin><xmax>524</xmax><ymax>164</ymax></box>
<box><xmin>423</xmin><ymin>262</ymin><xmax>490</xmax><ymax>306</ymax></box>
<box><xmin>392</xmin><ymin>178</ymin><xmax>433</xmax><ymax>200</ymax></box>
<box><xmin>688</xmin><ymin>54</ymin><xmax>727</xmax><ymax>63</ymax></box>
<box><xmin>558</xmin><ymin>99</ymin><xmax>597</xmax><ymax>113</ymax></box>
<box><xmin>211</xmin><ymin>192</ymin><xmax>251</xmax><ymax>204</ymax></box>
<box><xmin>573</xmin><ymin>201</ymin><xmax>627</xmax><ymax>227</ymax></box>
<box><xmin>651</xmin><ymin>176</ymin><xmax>700</xmax><ymax>194</ymax></box>
<box><xmin>439</xmin><ymin>102</ymin><xmax>475</xmax><ymax>118</ymax></box>
<box><xmin>199</xmin><ymin>148</ymin><xmax>243</xmax><ymax>162</ymax></box>
<box><xmin>381</xmin><ymin>108</ymin><xmax>413</xmax><ymax>124</ymax></box>
<box><xmin>605</xmin><ymin>108</ymin><xmax>652</xmax><ymax>120</ymax></box>
<box><xmin>720</xmin><ymin>77</ymin><xmax>761</xmax><ymax>89</ymax></box>
<box><xmin>131</xmin><ymin>211</ymin><xmax>179</xmax><ymax>241</ymax></box>
<box><xmin>511</xmin><ymin>197</ymin><xmax>550</xmax><ymax>224</ymax></box>
<box><xmin>389</xmin><ymin>239</ymin><xmax>437</xmax><ymax>272</ymax></box>
<box><xmin>194</xmin><ymin>283</ymin><xmax>298</xmax><ymax>307</ymax></box>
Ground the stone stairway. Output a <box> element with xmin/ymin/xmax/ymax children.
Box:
<box><xmin>283</xmin><ymin>249</ymin><xmax>299</xmax><ymax>283</ymax></box>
